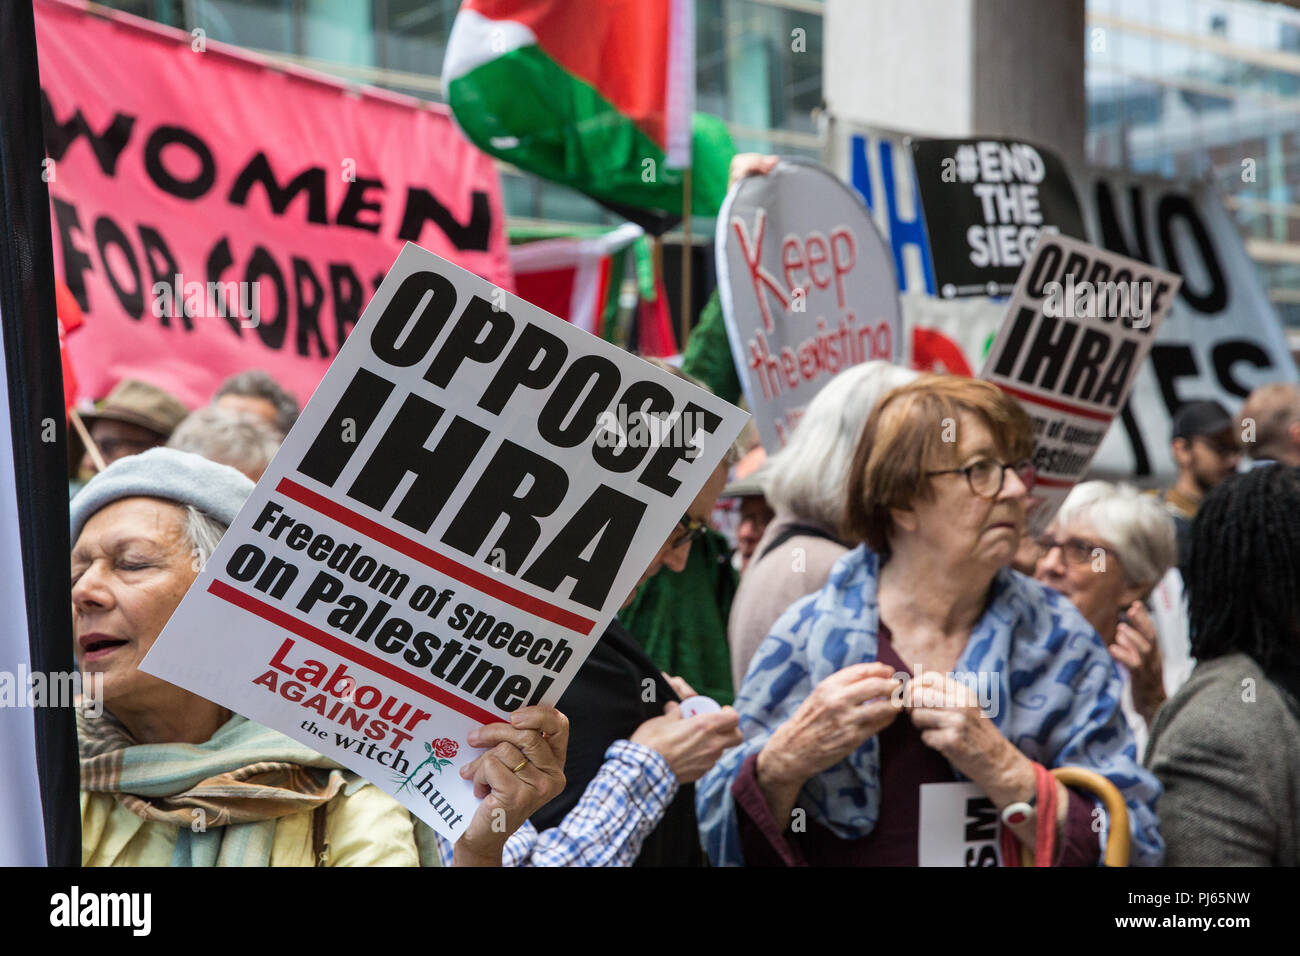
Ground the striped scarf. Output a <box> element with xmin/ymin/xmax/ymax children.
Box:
<box><xmin>80</xmin><ymin>707</ymin><xmax>386</xmax><ymax>866</ymax></box>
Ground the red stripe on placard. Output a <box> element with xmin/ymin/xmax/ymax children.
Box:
<box><xmin>994</xmin><ymin>384</ymin><xmax>1113</xmax><ymax>423</ymax></box>
<box><xmin>1033</xmin><ymin>475</ymin><xmax>1076</xmax><ymax>489</ymax></box>
<box><xmin>274</xmin><ymin>477</ymin><xmax>597</xmax><ymax>636</ymax></box>
<box><xmin>208</xmin><ymin>578</ymin><xmax>503</xmax><ymax>726</ymax></box>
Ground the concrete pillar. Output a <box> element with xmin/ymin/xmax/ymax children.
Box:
<box><xmin>824</xmin><ymin>0</ymin><xmax>1085</xmax><ymax>162</ymax></box>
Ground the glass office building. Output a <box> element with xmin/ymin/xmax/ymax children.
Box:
<box><xmin>1087</xmin><ymin>0</ymin><xmax>1300</xmax><ymax>337</ymax></box>
<box><xmin>91</xmin><ymin>0</ymin><xmax>1300</xmax><ymax>338</ymax></box>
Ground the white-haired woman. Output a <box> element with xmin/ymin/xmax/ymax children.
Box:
<box><xmin>1033</xmin><ymin>481</ymin><xmax>1178</xmax><ymax>753</ymax></box>
<box><xmin>728</xmin><ymin>361</ymin><xmax>918</xmax><ymax>688</ymax></box>
<box><xmin>168</xmin><ymin>404</ymin><xmax>283</xmax><ymax>481</ymax></box>
<box><xmin>72</xmin><ymin>448</ymin><xmax>567</xmax><ymax>866</ymax></box>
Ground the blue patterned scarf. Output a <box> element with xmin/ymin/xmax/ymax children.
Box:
<box><xmin>696</xmin><ymin>546</ymin><xmax>1165</xmax><ymax>866</ymax></box>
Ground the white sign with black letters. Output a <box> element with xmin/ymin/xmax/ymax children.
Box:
<box><xmin>918</xmin><ymin>781</ymin><xmax>1003</xmax><ymax>867</ymax></box>
<box><xmin>143</xmin><ymin>243</ymin><xmax>747</xmax><ymax>838</ymax></box>
<box><xmin>980</xmin><ymin>234</ymin><xmax>1180</xmax><ymax>534</ymax></box>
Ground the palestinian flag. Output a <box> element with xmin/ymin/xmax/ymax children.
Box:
<box><xmin>443</xmin><ymin>0</ymin><xmax>734</xmax><ymax>227</ymax></box>
<box><xmin>510</xmin><ymin>223</ymin><xmax>678</xmax><ymax>357</ymax></box>
<box><xmin>511</xmin><ymin>223</ymin><xmax>643</xmax><ymax>338</ymax></box>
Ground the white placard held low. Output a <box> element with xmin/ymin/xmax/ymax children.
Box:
<box><xmin>917</xmin><ymin>781</ymin><xmax>1003</xmax><ymax>867</ymax></box>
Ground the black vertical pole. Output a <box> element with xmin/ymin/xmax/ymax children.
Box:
<box><xmin>0</xmin><ymin>0</ymin><xmax>82</xmax><ymax>867</ymax></box>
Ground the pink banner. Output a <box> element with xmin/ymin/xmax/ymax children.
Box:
<box><xmin>35</xmin><ymin>0</ymin><xmax>512</xmax><ymax>409</ymax></box>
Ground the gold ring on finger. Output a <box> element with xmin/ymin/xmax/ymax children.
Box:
<box><xmin>511</xmin><ymin>759</ymin><xmax>528</xmax><ymax>774</ymax></box>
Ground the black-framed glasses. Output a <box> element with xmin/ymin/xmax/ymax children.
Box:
<box><xmin>1036</xmin><ymin>535</ymin><xmax>1111</xmax><ymax>567</ymax></box>
<box><xmin>926</xmin><ymin>458</ymin><xmax>1036</xmax><ymax>499</ymax></box>
<box><xmin>671</xmin><ymin>514</ymin><xmax>709</xmax><ymax>549</ymax></box>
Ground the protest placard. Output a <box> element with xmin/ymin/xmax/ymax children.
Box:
<box><xmin>837</xmin><ymin>123</ymin><xmax>1300</xmax><ymax>483</ymax></box>
<box><xmin>980</xmin><ymin>234</ymin><xmax>1180</xmax><ymax>534</ymax></box>
<box><xmin>142</xmin><ymin>243</ymin><xmax>747</xmax><ymax>839</ymax></box>
<box><xmin>716</xmin><ymin>159</ymin><xmax>900</xmax><ymax>451</ymax></box>
<box><xmin>911</xmin><ymin>138</ymin><xmax>1086</xmax><ymax>299</ymax></box>
<box><xmin>917</xmin><ymin>782</ymin><xmax>1003</xmax><ymax>868</ymax></box>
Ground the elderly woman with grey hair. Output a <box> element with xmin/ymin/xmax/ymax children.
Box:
<box><xmin>167</xmin><ymin>404</ymin><xmax>283</xmax><ymax>481</ymax></box>
<box><xmin>71</xmin><ymin>448</ymin><xmax>567</xmax><ymax>866</ymax></box>
<box><xmin>1033</xmin><ymin>481</ymin><xmax>1178</xmax><ymax>754</ymax></box>
<box><xmin>728</xmin><ymin>361</ymin><xmax>918</xmax><ymax>687</ymax></box>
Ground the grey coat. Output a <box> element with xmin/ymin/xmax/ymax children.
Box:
<box><xmin>1145</xmin><ymin>652</ymin><xmax>1300</xmax><ymax>866</ymax></box>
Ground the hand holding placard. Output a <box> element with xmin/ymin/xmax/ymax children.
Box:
<box><xmin>451</xmin><ymin>705</ymin><xmax>569</xmax><ymax>865</ymax></box>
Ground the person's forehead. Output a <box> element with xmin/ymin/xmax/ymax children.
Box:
<box><xmin>954</xmin><ymin>414</ymin><xmax>1000</xmax><ymax>456</ymax></box>
<box><xmin>1192</xmin><ymin>427</ymin><xmax>1239</xmax><ymax>452</ymax></box>
<box><xmin>685</xmin><ymin>496</ymin><xmax>715</xmax><ymax>521</ymax></box>
<box><xmin>1057</xmin><ymin>517</ymin><xmax>1101</xmax><ymax>543</ymax></box>
<box><xmin>75</xmin><ymin>496</ymin><xmax>186</xmax><ymax>549</ymax></box>
<box><xmin>217</xmin><ymin>393</ymin><xmax>279</xmax><ymax>425</ymax></box>
<box><xmin>684</xmin><ymin>462</ymin><xmax>729</xmax><ymax>512</ymax></box>
<box><xmin>91</xmin><ymin>418</ymin><xmax>163</xmax><ymax>443</ymax></box>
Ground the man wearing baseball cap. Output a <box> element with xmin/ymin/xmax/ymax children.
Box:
<box><xmin>1159</xmin><ymin>399</ymin><xmax>1242</xmax><ymax>565</ymax></box>
<box><xmin>74</xmin><ymin>378</ymin><xmax>189</xmax><ymax>480</ymax></box>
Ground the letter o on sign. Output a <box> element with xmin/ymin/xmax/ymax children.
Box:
<box><xmin>226</xmin><ymin>543</ymin><xmax>266</xmax><ymax>582</ymax></box>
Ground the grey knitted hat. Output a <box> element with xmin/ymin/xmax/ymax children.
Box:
<box><xmin>70</xmin><ymin>447</ymin><xmax>254</xmax><ymax>542</ymax></box>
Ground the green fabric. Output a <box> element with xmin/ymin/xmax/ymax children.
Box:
<box><xmin>448</xmin><ymin>46</ymin><xmax>735</xmax><ymax>217</ymax></box>
<box><xmin>633</xmin><ymin>234</ymin><xmax>656</xmax><ymax>300</ymax></box>
<box><xmin>682</xmin><ymin>289</ymin><xmax>742</xmax><ymax>405</ymax></box>
<box><xmin>618</xmin><ymin>528</ymin><xmax>738</xmax><ymax>705</ymax></box>
<box><xmin>602</xmin><ymin>244</ymin><xmax>630</xmax><ymax>344</ymax></box>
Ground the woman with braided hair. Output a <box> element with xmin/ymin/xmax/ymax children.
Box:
<box><xmin>1146</xmin><ymin>463</ymin><xmax>1300</xmax><ymax>865</ymax></box>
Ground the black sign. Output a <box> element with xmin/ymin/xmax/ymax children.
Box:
<box><xmin>911</xmin><ymin>138</ymin><xmax>1086</xmax><ymax>298</ymax></box>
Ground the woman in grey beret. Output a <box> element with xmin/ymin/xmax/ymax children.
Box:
<box><xmin>70</xmin><ymin>448</ymin><xmax>566</xmax><ymax>866</ymax></box>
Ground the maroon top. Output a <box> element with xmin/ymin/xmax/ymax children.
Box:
<box><xmin>731</xmin><ymin>625</ymin><xmax>1102</xmax><ymax>866</ymax></box>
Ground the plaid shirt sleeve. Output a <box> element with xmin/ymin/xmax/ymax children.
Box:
<box><xmin>511</xmin><ymin>740</ymin><xmax>677</xmax><ymax>867</ymax></box>
<box><xmin>433</xmin><ymin>741</ymin><xmax>677</xmax><ymax>867</ymax></box>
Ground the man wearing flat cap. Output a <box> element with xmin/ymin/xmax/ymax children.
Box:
<box><xmin>73</xmin><ymin>379</ymin><xmax>189</xmax><ymax>482</ymax></box>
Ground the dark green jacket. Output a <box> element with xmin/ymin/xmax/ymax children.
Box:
<box><xmin>618</xmin><ymin>528</ymin><xmax>738</xmax><ymax>706</ymax></box>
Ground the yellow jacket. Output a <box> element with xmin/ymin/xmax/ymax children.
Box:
<box><xmin>81</xmin><ymin>783</ymin><xmax>422</xmax><ymax>866</ymax></box>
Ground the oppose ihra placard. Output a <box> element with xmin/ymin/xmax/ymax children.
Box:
<box><xmin>143</xmin><ymin>243</ymin><xmax>747</xmax><ymax>839</ymax></box>
<box><xmin>980</xmin><ymin>234</ymin><xmax>1180</xmax><ymax>535</ymax></box>
<box><xmin>716</xmin><ymin>159</ymin><xmax>901</xmax><ymax>450</ymax></box>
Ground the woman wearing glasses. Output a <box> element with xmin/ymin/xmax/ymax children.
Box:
<box><xmin>728</xmin><ymin>360</ymin><xmax>918</xmax><ymax>690</ymax></box>
<box><xmin>697</xmin><ymin>375</ymin><xmax>1164</xmax><ymax>866</ymax></box>
<box><xmin>1032</xmin><ymin>482</ymin><xmax>1179</xmax><ymax>756</ymax></box>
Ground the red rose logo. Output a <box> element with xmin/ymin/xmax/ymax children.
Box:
<box><xmin>395</xmin><ymin>737</ymin><xmax>461</xmax><ymax>791</ymax></box>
